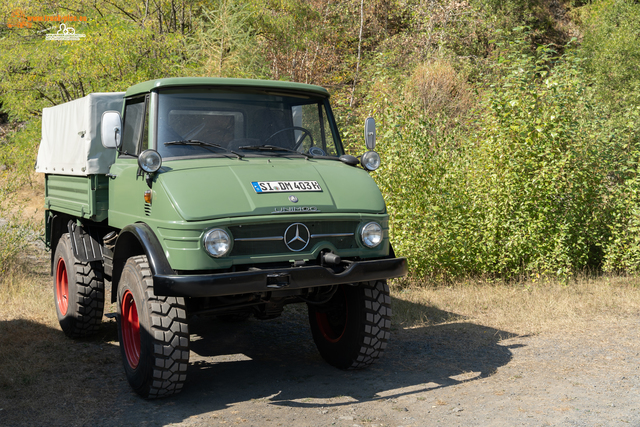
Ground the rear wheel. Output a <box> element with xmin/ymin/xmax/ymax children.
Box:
<box><xmin>307</xmin><ymin>280</ymin><xmax>391</xmax><ymax>369</ymax></box>
<box><xmin>117</xmin><ymin>255</ymin><xmax>190</xmax><ymax>398</ymax></box>
<box><xmin>53</xmin><ymin>233</ymin><xmax>104</xmax><ymax>338</ymax></box>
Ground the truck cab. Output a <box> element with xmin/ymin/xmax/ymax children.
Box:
<box><xmin>38</xmin><ymin>78</ymin><xmax>407</xmax><ymax>398</ymax></box>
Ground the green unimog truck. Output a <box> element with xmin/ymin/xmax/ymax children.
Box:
<box><xmin>36</xmin><ymin>77</ymin><xmax>407</xmax><ymax>398</ymax></box>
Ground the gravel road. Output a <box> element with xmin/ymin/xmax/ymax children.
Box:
<box><xmin>72</xmin><ymin>305</ymin><xmax>638</xmax><ymax>427</ymax></box>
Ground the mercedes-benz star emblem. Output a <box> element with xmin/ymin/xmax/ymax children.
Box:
<box><xmin>289</xmin><ymin>195</ymin><xmax>298</xmax><ymax>203</ymax></box>
<box><xmin>284</xmin><ymin>223</ymin><xmax>310</xmax><ymax>252</ymax></box>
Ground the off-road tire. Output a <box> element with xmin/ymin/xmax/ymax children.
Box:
<box><xmin>53</xmin><ymin>233</ymin><xmax>105</xmax><ymax>338</ymax></box>
<box><xmin>307</xmin><ymin>280</ymin><xmax>391</xmax><ymax>369</ymax></box>
<box><xmin>117</xmin><ymin>255</ymin><xmax>189</xmax><ymax>398</ymax></box>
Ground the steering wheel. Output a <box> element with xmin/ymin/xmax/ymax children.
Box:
<box><xmin>265</xmin><ymin>126</ymin><xmax>314</xmax><ymax>151</ymax></box>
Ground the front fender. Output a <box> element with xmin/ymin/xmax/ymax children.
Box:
<box><xmin>111</xmin><ymin>222</ymin><xmax>175</xmax><ymax>302</ymax></box>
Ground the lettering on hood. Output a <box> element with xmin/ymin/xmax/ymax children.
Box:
<box><xmin>272</xmin><ymin>206</ymin><xmax>320</xmax><ymax>214</ymax></box>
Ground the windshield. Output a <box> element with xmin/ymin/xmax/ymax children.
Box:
<box><xmin>156</xmin><ymin>88</ymin><xmax>342</xmax><ymax>159</ymax></box>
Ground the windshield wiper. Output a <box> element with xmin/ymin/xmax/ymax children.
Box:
<box><xmin>237</xmin><ymin>144</ymin><xmax>312</xmax><ymax>158</ymax></box>
<box><xmin>164</xmin><ymin>140</ymin><xmax>244</xmax><ymax>158</ymax></box>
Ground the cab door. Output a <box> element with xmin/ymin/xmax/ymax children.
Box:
<box><xmin>108</xmin><ymin>95</ymin><xmax>151</xmax><ymax>229</ymax></box>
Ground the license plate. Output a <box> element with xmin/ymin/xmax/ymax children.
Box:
<box><xmin>251</xmin><ymin>181</ymin><xmax>322</xmax><ymax>193</ymax></box>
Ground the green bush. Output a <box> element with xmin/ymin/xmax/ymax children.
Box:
<box><xmin>375</xmin><ymin>110</ymin><xmax>474</xmax><ymax>279</ymax></box>
<box><xmin>0</xmin><ymin>206</ymin><xmax>33</xmax><ymax>275</ymax></box>
<box><xmin>601</xmin><ymin>106</ymin><xmax>640</xmax><ymax>271</ymax></box>
<box><xmin>0</xmin><ymin>119</ymin><xmax>40</xmax><ymax>190</ymax></box>
<box><xmin>469</xmin><ymin>36</ymin><xmax>616</xmax><ymax>278</ymax></box>
<box><xmin>0</xmin><ymin>119</ymin><xmax>40</xmax><ymax>274</ymax></box>
<box><xmin>375</xmin><ymin>28</ymin><xmax>636</xmax><ymax>281</ymax></box>
<box><xmin>576</xmin><ymin>0</ymin><xmax>640</xmax><ymax>109</ymax></box>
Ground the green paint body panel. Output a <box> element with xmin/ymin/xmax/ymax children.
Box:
<box><xmin>43</xmin><ymin>78</ymin><xmax>396</xmax><ymax>275</ymax></box>
<box><xmin>107</xmin><ymin>156</ymin><xmax>388</xmax><ymax>270</ymax></box>
<box><xmin>45</xmin><ymin>174</ymin><xmax>109</xmax><ymax>221</ymax></box>
<box><xmin>125</xmin><ymin>77</ymin><xmax>330</xmax><ymax>98</ymax></box>
<box><xmin>154</xmin><ymin>157</ymin><xmax>385</xmax><ymax>220</ymax></box>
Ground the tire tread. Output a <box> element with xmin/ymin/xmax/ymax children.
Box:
<box><xmin>347</xmin><ymin>280</ymin><xmax>391</xmax><ymax>369</ymax></box>
<box><xmin>128</xmin><ymin>256</ymin><xmax>189</xmax><ymax>398</ymax></box>
<box><xmin>55</xmin><ymin>234</ymin><xmax>105</xmax><ymax>338</ymax></box>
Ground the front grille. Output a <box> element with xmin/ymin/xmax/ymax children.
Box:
<box><xmin>229</xmin><ymin>220</ymin><xmax>359</xmax><ymax>256</ymax></box>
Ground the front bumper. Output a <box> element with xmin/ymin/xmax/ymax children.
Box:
<box><xmin>154</xmin><ymin>257</ymin><xmax>408</xmax><ymax>297</ymax></box>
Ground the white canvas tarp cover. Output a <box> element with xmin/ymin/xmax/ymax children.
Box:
<box><xmin>36</xmin><ymin>92</ymin><xmax>125</xmax><ymax>176</ymax></box>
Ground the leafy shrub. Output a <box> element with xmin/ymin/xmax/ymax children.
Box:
<box><xmin>0</xmin><ymin>206</ymin><xmax>33</xmax><ymax>275</ymax></box>
<box><xmin>0</xmin><ymin>120</ymin><xmax>40</xmax><ymax>190</ymax></box>
<box><xmin>0</xmin><ymin>120</ymin><xmax>40</xmax><ymax>274</ymax></box>
<box><xmin>601</xmin><ymin>106</ymin><xmax>640</xmax><ymax>271</ymax></box>
<box><xmin>468</xmin><ymin>36</ymin><xmax>615</xmax><ymax>278</ymax></box>
<box><xmin>375</xmin><ymin>28</ymin><xmax>633</xmax><ymax>281</ymax></box>
<box><xmin>375</xmin><ymin>109</ymin><xmax>474</xmax><ymax>279</ymax></box>
<box><xmin>576</xmin><ymin>0</ymin><xmax>640</xmax><ymax>109</ymax></box>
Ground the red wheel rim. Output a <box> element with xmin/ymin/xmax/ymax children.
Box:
<box><xmin>316</xmin><ymin>290</ymin><xmax>348</xmax><ymax>343</ymax></box>
<box><xmin>121</xmin><ymin>290</ymin><xmax>141</xmax><ymax>369</ymax></box>
<box><xmin>55</xmin><ymin>258</ymin><xmax>69</xmax><ymax>316</ymax></box>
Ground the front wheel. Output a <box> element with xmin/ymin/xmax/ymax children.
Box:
<box><xmin>307</xmin><ymin>280</ymin><xmax>391</xmax><ymax>369</ymax></box>
<box><xmin>117</xmin><ymin>255</ymin><xmax>190</xmax><ymax>398</ymax></box>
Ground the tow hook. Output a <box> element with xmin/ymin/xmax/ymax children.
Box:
<box><xmin>321</xmin><ymin>252</ymin><xmax>341</xmax><ymax>265</ymax></box>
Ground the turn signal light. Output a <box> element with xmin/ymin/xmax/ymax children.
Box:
<box><xmin>144</xmin><ymin>190</ymin><xmax>152</xmax><ymax>204</ymax></box>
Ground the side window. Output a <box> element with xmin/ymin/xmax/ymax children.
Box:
<box><xmin>296</xmin><ymin>103</ymin><xmax>338</xmax><ymax>155</ymax></box>
<box><xmin>120</xmin><ymin>97</ymin><xmax>146</xmax><ymax>156</ymax></box>
<box><xmin>320</xmin><ymin>106</ymin><xmax>337</xmax><ymax>156</ymax></box>
<box><xmin>141</xmin><ymin>103</ymin><xmax>149</xmax><ymax>151</ymax></box>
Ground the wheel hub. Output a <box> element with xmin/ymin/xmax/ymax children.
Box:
<box><xmin>55</xmin><ymin>258</ymin><xmax>69</xmax><ymax>315</ymax></box>
<box><xmin>121</xmin><ymin>290</ymin><xmax>141</xmax><ymax>369</ymax></box>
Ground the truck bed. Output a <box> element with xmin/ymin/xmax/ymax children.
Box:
<box><xmin>45</xmin><ymin>174</ymin><xmax>109</xmax><ymax>222</ymax></box>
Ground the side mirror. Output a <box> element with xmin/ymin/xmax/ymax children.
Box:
<box><xmin>364</xmin><ymin>117</ymin><xmax>376</xmax><ymax>151</ymax></box>
<box><xmin>101</xmin><ymin>111</ymin><xmax>122</xmax><ymax>149</ymax></box>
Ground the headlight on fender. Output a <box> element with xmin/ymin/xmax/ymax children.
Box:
<box><xmin>361</xmin><ymin>151</ymin><xmax>381</xmax><ymax>171</ymax></box>
<box><xmin>137</xmin><ymin>149</ymin><xmax>162</xmax><ymax>173</ymax></box>
<box><xmin>203</xmin><ymin>228</ymin><xmax>231</xmax><ymax>257</ymax></box>
<box><xmin>361</xmin><ymin>222</ymin><xmax>383</xmax><ymax>248</ymax></box>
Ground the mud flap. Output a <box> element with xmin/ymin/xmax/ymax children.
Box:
<box><xmin>67</xmin><ymin>220</ymin><xmax>103</xmax><ymax>262</ymax></box>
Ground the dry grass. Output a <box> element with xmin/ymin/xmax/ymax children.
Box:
<box><xmin>405</xmin><ymin>59</ymin><xmax>473</xmax><ymax>121</ymax></box>
<box><xmin>0</xmin><ymin>251</ymin><xmax>121</xmax><ymax>426</ymax></box>
<box><xmin>0</xmin><ymin>254</ymin><xmax>59</xmax><ymax>392</ymax></box>
<box><xmin>0</xmin><ymin>172</ymin><xmax>45</xmax><ymax>223</ymax></box>
<box><xmin>390</xmin><ymin>275</ymin><xmax>640</xmax><ymax>335</ymax></box>
<box><xmin>0</xmin><ymin>259</ymin><xmax>55</xmax><ymax>326</ymax></box>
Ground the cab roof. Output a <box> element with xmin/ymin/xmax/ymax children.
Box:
<box><xmin>124</xmin><ymin>77</ymin><xmax>330</xmax><ymax>98</ymax></box>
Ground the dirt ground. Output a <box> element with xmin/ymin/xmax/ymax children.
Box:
<box><xmin>103</xmin><ymin>315</ymin><xmax>640</xmax><ymax>427</ymax></box>
<box><xmin>3</xmin><ymin>306</ymin><xmax>640</xmax><ymax>426</ymax></box>
<box><xmin>1</xmin><ymin>246</ymin><xmax>640</xmax><ymax>427</ymax></box>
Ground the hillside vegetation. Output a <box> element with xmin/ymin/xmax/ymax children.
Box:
<box><xmin>1</xmin><ymin>0</ymin><xmax>639</xmax><ymax>282</ymax></box>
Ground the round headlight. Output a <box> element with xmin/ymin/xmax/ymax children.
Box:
<box><xmin>361</xmin><ymin>222</ymin><xmax>383</xmax><ymax>248</ymax></box>
<box><xmin>138</xmin><ymin>149</ymin><xmax>162</xmax><ymax>173</ymax></box>
<box><xmin>361</xmin><ymin>151</ymin><xmax>381</xmax><ymax>171</ymax></box>
<box><xmin>203</xmin><ymin>228</ymin><xmax>231</xmax><ymax>257</ymax></box>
